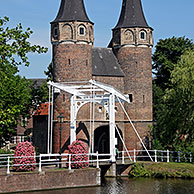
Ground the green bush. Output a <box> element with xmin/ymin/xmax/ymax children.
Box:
<box><xmin>0</xmin><ymin>149</ymin><xmax>14</xmax><ymax>155</ymax></box>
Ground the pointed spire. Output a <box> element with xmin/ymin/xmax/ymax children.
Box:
<box><xmin>52</xmin><ymin>0</ymin><xmax>93</xmax><ymax>24</ymax></box>
<box><xmin>114</xmin><ymin>0</ymin><xmax>149</xmax><ymax>29</ymax></box>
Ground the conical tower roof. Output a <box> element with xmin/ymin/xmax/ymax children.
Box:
<box><xmin>114</xmin><ymin>0</ymin><xmax>149</xmax><ymax>29</ymax></box>
<box><xmin>51</xmin><ymin>0</ymin><xmax>93</xmax><ymax>24</ymax></box>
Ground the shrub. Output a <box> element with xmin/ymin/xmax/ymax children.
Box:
<box><xmin>68</xmin><ymin>140</ymin><xmax>89</xmax><ymax>169</ymax></box>
<box><xmin>13</xmin><ymin>141</ymin><xmax>36</xmax><ymax>172</ymax></box>
<box><xmin>0</xmin><ymin>149</ymin><xmax>14</xmax><ymax>155</ymax></box>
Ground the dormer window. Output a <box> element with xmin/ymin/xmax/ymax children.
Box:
<box><xmin>140</xmin><ymin>31</ymin><xmax>146</xmax><ymax>40</ymax></box>
<box><xmin>53</xmin><ymin>26</ymin><xmax>58</xmax><ymax>39</ymax></box>
<box><xmin>78</xmin><ymin>26</ymin><xmax>86</xmax><ymax>36</ymax></box>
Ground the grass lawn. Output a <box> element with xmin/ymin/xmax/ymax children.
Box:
<box><xmin>129</xmin><ymin>162</ymin><xmax>194</xmax><ymax>179</ymax></box>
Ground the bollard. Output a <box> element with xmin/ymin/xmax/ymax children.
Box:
<box><xmin>134</xmin><ymin>149</ymin><xmax>136</xmax><ymax>162</ymax></box>
<box><xmin>7</xmin><ymin>156</ymin><xmax>10</xmax><ymax>175</ymax></box>
<box><xmin>96</xmin><ymin>151</ymin><xmax>99</xmax><ymax>168</ymax></box>
<box><xmin>154</xmin><ymin>150</ymin><xmax>157</xmax><ymax>163</ymax></box>
<box><xmin>178</xmin><ymin>151</ymin><xmax>180</xmax><ymax>163</ymax></box>
<box><xmin>38</xmin><ymin>155</ymin><xmax>42</xmax><ymax>173</ymax></box>
<box><xmin>122</xmin><ymin>151</ymin><xmax>125</xmax><ymax>164</ymax></box>
<box><xmin>167</xmin><ymin>150</ymin><xmax>170</xmax><ymax>163</ymax></box>
<box><xmin>68</xmin><ymin>154</ymin><xmax>71</xmax><ymax>170</ymax></box>
<box><xmin>190</xmin><ymin>153</ymin><xmax>192</xmax><ymax>163</ymax></box>
<box><xmin>161</xmin><ymin>152</ymin><xmax>164</xmax><ymax>162</ymax></box>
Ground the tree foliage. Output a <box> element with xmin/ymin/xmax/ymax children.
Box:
<box><xmin>30</xmin><ymin>80</ymin><xmax>49</xmax><ymax>106</ymax></box>
<box><xmin>0</xmin><ymin>17</ymin><xmax>47</xmax><ymax>140</ymax></box>
<box><xmin>154</xmin><ymin>49</ymin><xmax>194</xmax><ymax>151</ymax></box>
<box><xmin>153</xmin><ymin>36</ymin><xmax>194</xmax><ymax>90</ymax></box>
<box><xmin>44</xmin><ymin>62</ymin><xmax>53</xmax><ymax>81</ymax></box>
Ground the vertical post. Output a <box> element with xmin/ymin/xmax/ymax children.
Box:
<box><xmin>47</xmin><ymin>84</ymin><xmax>51</xmax><ymax>154</ymax></box>
<box><xmin>7</xmin><ymin>156</ymin><xmax>10</xmax><ymax>175</ymax></box>
<box><xmin>50</xmin><ymin>86</ymin><xmax>54</xmax><ymax>153</ymax></box>
<box><xmin>57</xmin><ymin>113</ymin><xmax>64</xmax><ymax>168</ymax></box>
<box><xmin>68</xmin><ymin>154</ymin><xmax>71</xmax><ymax>170</ymax></box>
<box><xmin>38</xmin><ymin>154</ymin><xmax>42</xmax><ymax>173</ymax></box>
<box><xmin>190</xmin><ymin>153</ymin><xmax>192</xmax><ymax>163</ymax></box>
<box><xmin>96</xmin><ymin>151</ymin><xmax>99</xmax><ymax>168</ymax></box>
<box><xmin>122</xmin><ymin>151</ymin><xmax>125</xmax><ymax>164</ymax></box>
<box><xmin>59</xmin><ymin>126</ymin><xmax>62</xmax><ymax>168</ymax></box>
<box><xmin>134</xmin><ymin>149</ymin><xmax>136</xmax><ymax>162</ymax></box>
<box><xmin>167</xmin><ymin>150</ymin><xmax>170</xmax><ymax>163</ymax></box>
<box><xmin>155</xmin><ymin>150</ymin><xmax>157</xmax><ymax>163</ymax></box>
<box><xmin>109</xmin><ymin>94</ymin><xmax>116</xmax><ymax>162</ymax></box>
<box><xmin>14</xmin><ymin>136</ymin><xmax>16</xmax><ymax>145</ymax></box>
<box><xmin>161</xmin><ymin>152</ymin><xmax>164</xmax><ymax>162</ymax></box>
<box><xmin>89</xmin><ymin>94</ymin><xmax>92</xmax><ymax>154</ymax></box>
<box><xmin>92</xmin><ymin>88</ymin><xmax>95</xmax><ymax>154</ymax></box>
<box><xmin>178</xmin><ymin>151</ymin><xmax>180</xmax><ymax>163</ymax></box>
<box><xmin>70</xmin><ymin>95</ymin><xmax>76</xmax><ymax>144</ymax></box>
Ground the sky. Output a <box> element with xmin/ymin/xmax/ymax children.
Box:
<box><xmin>1</xmin><ymin>0</ymin><xmax>194</xmax><ymax>78</ymax></box>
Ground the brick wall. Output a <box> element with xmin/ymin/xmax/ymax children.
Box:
<box><xmin>0</xmin><ymin>168</ymin><xmax>101</xmax><ymax>193</ymax></box>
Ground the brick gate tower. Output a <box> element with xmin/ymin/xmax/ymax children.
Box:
<box><xmin>50</xmin><ymin>0</ymin><xmax>153</xmax><ymax>154</ymax></box>
<box><xmin>110</xmin><ymin>0</ymin><xmax>153</xmax><ymax>149</ymax></box>
<box><xmin>50</xmin><ymin>0</ymin><xmax>94</xmax><ymax>153</ymax></box>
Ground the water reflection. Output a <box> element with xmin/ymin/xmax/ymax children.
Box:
<box><xmin>20</xmin><ymin>177</ymin><xmax>194</xmax><ymax>194</ymax></box>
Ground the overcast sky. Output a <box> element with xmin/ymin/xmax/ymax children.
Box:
<box><xmin>1</xmin><ymin>0</ymin><xmax>194</xmax><ymax>78</ymax></box>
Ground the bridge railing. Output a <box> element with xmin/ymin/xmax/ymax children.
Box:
<box><xmin>0</xmin><ymin>152</ymin><xmax>112</xmax><ymax>175</ymax></box>
<box><xmin>117</xmin><ymin>149</ymin><xmax>193</xmax><ymax>164</ymax></box>
<box><xmin>1</xmin><ymin>150</ymin><xmax>193</xmax><ymax>175</ymax></box>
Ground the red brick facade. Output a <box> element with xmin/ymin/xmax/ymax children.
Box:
<box><xmin>51</xmin><ymin>0</ymin><xmax>153</xmax><ymax>153</ymax></box>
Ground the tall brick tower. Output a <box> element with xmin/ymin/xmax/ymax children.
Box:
<box><xmin>51</xmin><ymin>0</ymin><xmax>94</xmax><ymax>82</ymax></box>
<box><xmin>50</xmin><ymin>0</ymin><xmax>94</xmax><ymax>153</ymax></box>
<box><xmin>111</xmin><ymin>0</ymin><xmax>153</xmax><ymax>149</ymax></box>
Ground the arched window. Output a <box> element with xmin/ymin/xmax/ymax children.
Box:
<box><xmin>53</xmin><ymin>26</ymin><xmax>58</xmax><ymax>39</ymax></box>
<box><xmin>140</xmin><ymin>31</ymin><xmax>146</xmax><ymax>40</ymax></box>
<box><xmin>78</xmin><ymin>25</ymin><xmax>86</xmax><ymax>36</ymax></box>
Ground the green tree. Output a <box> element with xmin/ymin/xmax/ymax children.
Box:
<box><xmin>44</xmin><ymin>62</ymin><xmax>53</xmax><ymax>81</ymax></box>
<box><xmin>152</xmin><ymin>37</ymin><xmax>194</xmax><ymax>150</ymax></box>
<box><xmin>30</xmin><ymin>80</ymin><xmax>49</xmax><ymax>106</ymax></box>
<box><xmin>153</xmin><ymin>36</ymin><xmax>194</xmax><ymax>90</ymax></box>
<box><xmin>0</xmin><ymin>17</ymin><xmax>47</xmax><ymax>140</ymax></box>
<box><xmin>155</xmin><ymin>49</ymin><xmax>194</xmax><ymax>151</ymax></box>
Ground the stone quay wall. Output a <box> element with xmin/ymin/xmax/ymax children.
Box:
<box><xmin>0</xmin><ymin>168</ymin><xmax>101</xmax><ymax>193</ymax></box>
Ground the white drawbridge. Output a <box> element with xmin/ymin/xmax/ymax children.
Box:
<box><xmin>47</xmin><ymin>80</ymin><xmax>153</xmax><ymax>162</ymax></box>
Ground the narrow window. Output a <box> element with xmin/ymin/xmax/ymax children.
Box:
<box><xmin>79</xmin><ymin>27</ymin><xmax>85</xmax><ymax>35</ymax></box>
<box><xmin>129</xmin><ymin>94</ymin><xmax>133</xmax><ymax>103</ymax></box>
<box><xmin>63</xmin><ymin>94</ymin><xmax>66</xmax><ymax>102</ymax></box>
<box><xmin>68</xmin><ymin>59</ymin><xmax>71</xmax><ymax>65</ymax></box>
<box><xmin>53</xmin><ymin>27</ymin><xmax>58</xmax><ymax>38</ymax></box>
<box><xmin>143</xmin><ymin>95</ymin><xmax>145</xmax><ymax>103</ymax></box>
<box><xmin>86</xmin><ymin>59</ymin><xmax>88</xmax><ymax>66</ymax></box>
<box><xmin>140</xmin><ymin>31</ymin><xmax>145</xmax><ymax>40</ymax></box>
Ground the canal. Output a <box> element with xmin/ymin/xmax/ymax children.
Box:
<box><xmin>22</xmin><ymin>177</ymin><xmax>194</xmax><ymax>194</ymax></box>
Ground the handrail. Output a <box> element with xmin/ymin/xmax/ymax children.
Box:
<box><xmin>0</xmin><ymin>150</ymin><xmax>193</xmax><ymax>175</ymax></box>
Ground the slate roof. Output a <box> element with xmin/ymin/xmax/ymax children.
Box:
<box><xmin>114</xmin><ymin>0</ymin><xmax>149</xmax><ymax>29</ymax></box>
<box><xmin>51</xmin><ymin>0</ymin><xmax>93</xmax><ymax>24</ymax></box>
<box><xmin>92</xmin><ymin>48</ymin><xmax>124</xmax><ymax>77</ymax></box>
<box><xmin>30</xmin><ymin>79</ymin><xmax>46</xmax><ymax>89</ymax></box>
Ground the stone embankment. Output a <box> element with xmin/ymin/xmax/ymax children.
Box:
<box><xmin>0</xmin><ymin>168</ymin><xmax>101</xmax><ymax>193</ymax></box>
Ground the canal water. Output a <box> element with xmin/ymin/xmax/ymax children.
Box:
<box><xmin>22</xmin><ymin>177</ymin><xmax>194</xmax><ymax>194</ymax></box>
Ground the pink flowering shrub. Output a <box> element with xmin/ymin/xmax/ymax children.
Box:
<box><xmin>68</xmin><ymin>140</ymin><xmax>89</xmax><ymax>169</ymax></box>
<box><xmin>13</xmin><ymin>141</ymin><xmax>36</xmax><ymax>172</ymax></box>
